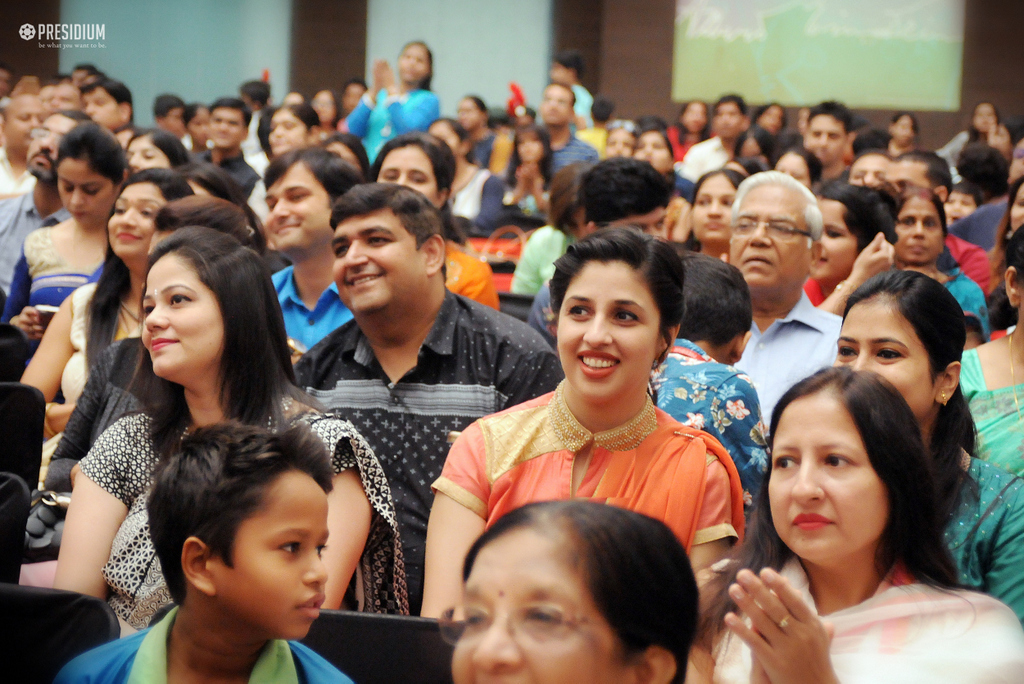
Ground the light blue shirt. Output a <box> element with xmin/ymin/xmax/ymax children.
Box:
<box><xmin>272</xmin><ymin>266</ymin><xmax>353</xmax><ymax>352</ymax></box>
<box><xmin>735</xmin><ymin>293</ymin><xmax>842</xmax><ymax>425</ymax></box>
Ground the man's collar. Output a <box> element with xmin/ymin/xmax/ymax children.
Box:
<box><xmin>777</xmin><ymin>291</ymin><xmax>835</xmax><ymax>333</ymax></box>
<box><xmin>344</xmin><ymin>290</ymin><xmax>454</xmax><ymax>366</ymax></box>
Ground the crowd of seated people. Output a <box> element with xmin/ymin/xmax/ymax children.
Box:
<box><xmin>1</xmin><ymin>46</ymin><xmax>1024</xmax><ymax>682</ymax></box>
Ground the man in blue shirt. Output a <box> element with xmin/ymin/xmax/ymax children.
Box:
<box><xmin>266</xmin><ymin>148</ymin><xmax>361</xmax><ymax>352</ymax></box>
<box><xmin>730</xmin><ymin>171</ymin><xmax>842</xmax><ymax>423</ymax></box>
<box><xmin>540</xmin><ymin>83</ymin><xmax>599</xmax><ymax>173</ymax></box>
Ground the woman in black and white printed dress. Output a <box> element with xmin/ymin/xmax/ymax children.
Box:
<box><xmin>55</xmin><ymin>227</ymin><xmax>407</xmax><ymax>631</ymax></box>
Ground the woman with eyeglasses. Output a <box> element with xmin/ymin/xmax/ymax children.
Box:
<box><xmin>440</xmin><ymin>500</ymin><xmax>698</xmax><ymax>684</ymax></box>
<box><xmin>894</xmin><ymin>187</ymin><xmax>989</xmax><ymax>342</ymax></box>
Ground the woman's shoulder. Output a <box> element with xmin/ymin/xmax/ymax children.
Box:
<box><xmin>23</xmin><ymin>225</ymin><xmax>57</xmax><ymax>259</ymax></box>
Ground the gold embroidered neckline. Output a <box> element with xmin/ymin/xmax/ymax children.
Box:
<box><xmin>549</xmin><ymin>381</ymin><xmax>657</xmax><ymax>452</ymax></box>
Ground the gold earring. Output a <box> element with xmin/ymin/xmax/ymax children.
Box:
<box><xmin>939</xmin><ymin>391</ymin><xmax>948</xmax><ymax>405</ymax></box>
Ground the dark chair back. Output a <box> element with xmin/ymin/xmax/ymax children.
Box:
<box><xmin>0</xmin><ymin>472</ymin><xmax>29</xmax><ymax>583</ymax></box>
<box><xmin>0</xmin><ymin>324</ymin><xmax>29</xmax><ymax>382</ymax></box>
<box><xmin>301</xmin><ymin>610</ymin><xmax>454</xmax><ymax>684</ymax></box>
<box><xmin>0</xmin><ymin>382</ymin><xmax>44</xmax><ymax>488</ymax></box>
<box><xmin>499</xmin><ymin>291</ymin><xmax>535</xmax><ymax>322</ymax></box>
<box><xmin>0</xmin><ymin>584</ymin><xmax>120</xmax><ymax>682</ymax></box>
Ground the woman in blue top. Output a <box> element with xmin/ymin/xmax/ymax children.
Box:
<box><xmin>347</xmin><ymin>41</ymin><xmax>440</xmax><ymax>163</ymax></box>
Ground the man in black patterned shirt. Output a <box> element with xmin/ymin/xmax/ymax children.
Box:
<box><xmin>295</xmin><ymin>183</ymin><xmax>562</xmax><ymax>614</ymax></box>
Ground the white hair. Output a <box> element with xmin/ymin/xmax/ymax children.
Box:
<box><xmin>731</xmin><ymin>170</ymin><xmax>824</xmax><ymax>241</ymax></box>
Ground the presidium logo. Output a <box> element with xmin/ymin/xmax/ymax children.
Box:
<box><xmin>21</xmin><ymin>23</ymin><xmax>106</xmax><ymax>48</ymax></box>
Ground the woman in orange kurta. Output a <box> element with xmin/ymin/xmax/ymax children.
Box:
<box><xmin>421</xmin><ymin>228</ymin><xmax>745</xmax><ymax>617</ymax></box>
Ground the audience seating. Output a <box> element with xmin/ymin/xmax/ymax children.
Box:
<box><xmin>0</xmin><ymin>382</ymin><xmax>45</xmax><ymax>489</ymax></box>
<box><xmin>0</xmin><ymin>324</ymin><xmax>30</xmax><ymax>382</ymax></box>
<box><xmin>499</xmin><ymin>291</ymin><xmax>535</xmax><ymax>322</ymax></box>
<box><xmin>0</xmin><ymin>471</ymin><xmax>29</xmax><ymax>583</ymax></box>
<box><xmin>301</xmin><ymin>610</ymin><xmax>454</xmax><ymax>684</ymax></box>
<box><xmin>0</xmin><ymin>584</ymin><xmax>119</xmax><ymax>682</ymax></box>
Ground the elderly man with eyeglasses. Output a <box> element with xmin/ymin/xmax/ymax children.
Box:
<box><xmin>729</xmin><ymin>171</ymin><xmax>843</xmax><ymax>422</ymax></box>
<box><xmin>0</xmin><ymin>109</ymin><xmax>91</xmax><ymax>294</ymax></box>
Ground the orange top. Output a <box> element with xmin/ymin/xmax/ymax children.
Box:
<box><xmin>433</xmin><ymin>385</ymin><xmax>744</xmax><ymax>550</ymax></box>
<box><xmin>446</xmin><ymin>244</ymin><xmax>500</xmax><ymax>309</ymax></box>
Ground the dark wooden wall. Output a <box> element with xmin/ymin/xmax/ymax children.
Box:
<box><xmin>289</xmin><ymin>0</ymin><xmax>368</xmax><ymax>97</ymax></box>
<box><xmin>0</xmin><ymin>1</ymin><xmax>61</xmax><ymax>83</ymax></box>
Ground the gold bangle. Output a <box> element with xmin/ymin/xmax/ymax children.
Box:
<box><xmin>43</xmin><ymin>402</ymin><xmax>59</xmax><ymax>439</ymax></box>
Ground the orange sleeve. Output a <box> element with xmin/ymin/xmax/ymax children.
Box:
<box><xmin>446</xmin><ymin>249</ymin><xmax>500</xmax><ymax>309</ymax></box>
<box><xmin>432</xmin><ymin>421</ymin><xmax>490</xmax><ymax>519</ymax></box>
<box><xmin>692</xmin><ymin>457</ymin><xmax>738</xmax><ymax>545</ymax></box>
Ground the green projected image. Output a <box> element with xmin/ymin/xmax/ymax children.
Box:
<box><xmin>673</xmin><ymin>1</ymin><xmax>965</xmax><ymax>111</ymax></box>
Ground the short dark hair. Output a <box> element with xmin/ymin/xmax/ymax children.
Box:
<box><xmin>817</xmin><ymin>181</ymin><xmax>897</xmax><ymax>250</ymax></box>
<box><xmin>343</xmin><ymin>77</ymin><xmax>368</xmax><ymax>91</ymax></box>
<box><xmin>322</xmin><ymin>132</ymin><xmax>371</xmax><ymax>181</ymax></box>
<box><xmin>153</xmin><ymin>94</ymin><xmax>185</xmax><ymax>119</ymax></box>
<box><xmin>891</xmin><ymin>111</ymin><xmax>919</xmax><ymax>134</ymax></box>
<box><xmin>463</xmin><ymin>500</ymin><xmax>697</xmax><ymax>684</ymax></box>
<box><xmin>590</xmin><ymin>96</ymin><xmax>614</xmax><ymax>124</ymax></box>
<box><xmin>581</xmin><ymin>157</ymin><xmax>671</xmax><ymax>224</ymax></box>
<box><xmin>678</xmin><ymin>254</ymin><xmax>751</xmax><ymax>346</ymax></box>
<box><xmin>714</xmin><ymin>94</ymin><xmax>747</xmax><ymax>117</ymax></box>
<box><xmin>896</xmin><ymin>150</ymin><xmax>952</xmax><ymax>192</ymax></box>
<box><xmin>331</xmin><ymin>183</ymin><xmax>443</xmax><ymax>247</ymax></box>
<box><xmin>183</xmin><ymin>102</ymin><xmax>208</xmax><ymax>126</ymax></box>
<box><xmin>547</xmin><ymin>162</ymin><xmax>593</xmax><ymax>234</ymax></box>
<box><xmin>372</xmin><ymin>132</ymin><xmax>456</xmax><ymax>194</ymax></box>
<box><xmin>852</xmin><ymin>128</ymin><xmax>891</xmax><ymax>156</ymax></box>
<box><xmin>462</xmin><ymin>95</ymin><xmax>486</xmax><ymax>113</ymax></box>
<box><xmin>776</xmin><ymin>146</ymin><xmax>823</xmax><ymax>185</ymax></box>
<box><xmin>273</xmin><ymin>102</ymin><xmax>319</xmax><ymax>132</ymax></box>
<box><xmin>553</xmin><ymin>49</ymin><xmax>585</xmax><ymax>78</ymax></box>
<box><xmin>265</xmin><ymin>147</ymin><xmax>362</xmax><ymax>204</ymax></box>
<box><xmin>72</xmin><ymin>63</ymin><xmax>102</xmax><ymax>76</ymax></box>
<box><xmin>735</xmin><ymin>124</ymin><xmax>775</xmax><ymax>161</ymax></box>
<box><xmin>210</xmin><ymin>97</ymin><xmax>252</xmax><ymax>127</ymax></box>
<box><xmin>950</xmin><ymin>179</ymin><xmax>984</xmax><ymax>208</ymax></box>
<box><xmin>550</xmin><ymin>228</ymin><xmax>683</xmax><ymax>350</ymax></box>
<box><xmin>155</xmin><ymin>195</ymin><xmax>259</xmax><ymax>250</ymax></box>
<box><xmin>81</xmin><ymin>78</ymin><xmax>134</xmax><ymax>121</ymax></box>
<box><xmin>808</xmin><ymin>100</ymin><xmax>853</xmax><ymax>133</ymax></box>
<box><xmin>239</xmin><ymin>80</ymin><xmax>271</xmax><ymax>107</ymax></box>
<box><xmin>956</xmin><ymin>142</ymin><xmax>1010</xmax><ymax>201</ymax></box>
<box><xmin>127</xmin><ymin>128</ymin><xmax>190</xmax><ymax>167</ymax></box>
<box><xmin>176</xmin><ymin>162</ymin><xmax>267</xmax><ymax>253</ymax></box>
<box><xmin>149</xmin><ymin>422</ymin><xmax>334</xmax><ymax>604</ymax></box>
<box><xmin>56</xmin><ymin>121</ymin><xmax>127</xmax><ymax>184</ymax></box>
<box><xmin>53</xmin><ymin>109</ymin><xmax>92</xmax><ymax>124</ymax></box>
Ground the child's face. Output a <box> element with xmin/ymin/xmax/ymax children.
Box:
<box><xmin>944</xmin><ymin>191</ymin><xmax>978</xmax><ymax>223</ymax></box>
<box><xmin>208</xmin><ymin>470</ymin><xmax>330</xmax><ymax>641</ymax></box>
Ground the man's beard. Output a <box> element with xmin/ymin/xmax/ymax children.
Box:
<box><xmin>28</xmin><ymin>156</ymin><xmax>57</xmax><ymax>185</ymax></box>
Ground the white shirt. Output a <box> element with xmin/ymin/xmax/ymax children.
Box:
<box><xmin>679</xmin><ymin>136</ymin><xmax>730</xmax><ymax>182</ymax></box>
<box><xmin>0</xmin><ymin>148</ymin><xmax>36</xmax><ymax>195</ymax></box>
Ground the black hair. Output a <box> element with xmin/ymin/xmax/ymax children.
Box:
<box><xmin>265</xmin><ymin>147</ymin><xmax>362</xmax><ymax>204</ymax></box>
<box><xmin>581</xmin><ymin>157</ymin><xmax>671</xmax><ymax>225</ymax></box>
<box><xmin>127</xmin><ymin>128</ymin><xmax>190</xmax><ymax>168</ymax></box>
<box><xmin>429</xmin><ymin>117</ymin><xmax>473</xmax><ymax>163</ymax></box>
<box><xmin>401</xmin><ymin>41</ymin><xmax>433</xmax><ymax>91</ymax></box>
<box><xmin>462</xmin><ymin>500</ymin><xmax>696</xmax><ymax>684</ymax></box>
<box><xmin>373</xmin><ymin>131</ymin><xmax>456</xmax><ymax>194</ymax></box>
<box><xmin>137</xmin><ymin>227</ymin><xmax>312</xmax><ymax>461</ymax></box>
<box><xmin>950</xmin><ymin>180</ymin><xmax>984</xmax><ymax>208</ymax></box>
<box><xmin>843</xmin><ymin>270</ymin><xmax>975</xmax><ymax>524</ymax></box>
<box><xmin>967</xmin><ymin>101</ymin><xmax>1000</xmax><ymax>143</ymax></box>
<box><xmin>547</xmin><ymin>162</ymin><xmax>593</xmax><ymax>234</ymax></box>
<box><xmin>890</xmin><ymin>111</ymin><xmax>919</xmax><ymax>135</ymax></box>
<box><xmin>808</xmin><ymin>100</ymin><xmax>853</xmax><ymax>133</ymax></box>
<box><xmin>322</xmin><ymin>132</ymin><xmax>371</xmax><ymax>181</ymax></box>
<box><xmin>735</xmin><ymin>124</ymin><xmax>776</xmax><ymax>162</ymax></box>
<box><xmin>698</xmin><ymin>367</ymin><xmax>960</xmax><ymax>647</ymax></box>
<box><xmin>210</xmin><ymin>97</ymin><xmax>252</xmax><ymax>128</ymax></box>
<box><xmin>183</xmin><ymin>102</ymin><xmax>208</xmax><ymax>126</ymax></box>
<box><xmin>714</xmin><ymin>94</ymin><xmax>747</xmax><ymax>117</ymax></box>
<box><xmin>331</xmin><ymin>183</ymin><xmax>443</xmax><ymax>248</ymax></box>
<box><xmin>775</xmin><ymin>146</ymin><xmax>822</xmax><ymax>185</ymax></box>
<box><xmin>956</xmin><ymin>142</ymin><xmax>1010</xmax><ymax>201</ymax></box>
<box><xmin>257</xmin><ymin>105</ymin><xmax>277</xmax><ymax>157</ymax></box>
<box><xmin>54</xmin><ymin>110</ymin><xmax>93</xmax><ymax>124</ymax></box>
<box><xmin>72</xmin><ymin>63</ymin><xmax>102</xmax><ymax>76</ymax></box>
<box><xmin>897</xmin><ymin>186</ymin><xmax>947</xmax><ymax>234</ymax></box>
<box><xmin>732</xmin><ymin>157</ymin><xmax>769</xmax><ymax>176</ymax></box>
<box><xmin>895</xmin><ymin>151</ymin><xmax>952</xmax><ymax>192</ymax></box>
<box><xmin>591</xmin><ymin>96</ymin><xmax>614</xmax><ymax>124</ymax></box>
<box><xmin>155</xmin><ymin>195</ymin><xmax>258</xmax><ymax>250</ymax></box>
<box><xmin>312</xmin><ymin>89</ymin><xmax>341</xmax><ymax>128</ymax></box>
<box><xmin>752</xmin><ymin>102</ymin><xmax>787</xmax><ymax>130</ymax></box>
<box><xmin>148</xmin><ymin>422</ymin><xmax>334</xmax><ymax>604</ymax></box>
<box><xmin>343</xmin><ymin>77</ymin><xmax>368</xmax><ymax>91</ymax></box>
<box><xmin>153</xmin><ymin>94</ymin><xmax>185</xmax><ymax>119</ymax></box>
<box><xmin>1005</xmin><ymin>225</ymin><xmax>1024</xmax><ymax>278</ymax></box>
<box><xmin>175</xmin><ymin>161</ymin><xmax>267</xmax><ymax>253</ymax></box>
<box><xmin>488</xmin><ymin>107</ymin><xmax>511</xmax><ymax>129</ymax></box>
<box><xmin>87</xmin><ymin>169</ymin><xmax>193</xmax><ymax>366</ymax></box>
<box><xmin>505</xmin><ymin>124</ymin><xmax>553</xmax><ymax>189</ymax></box>
<box><xmin>545</xmin><ymin>81</ymin><xmax>577</xmax><ymax>107</ymax></box>
<box><xmin>817</xmin><ymin>181</ymin><xmax>897</xmax><ymax>250</ymax></box>
<box><xmin>239</xmin><ymin>80</ymin><xmax>271</xmax><ymax>107</ymax></box>
<box><xmin>462</xmin><ymin>95</ymin><xmax>487</xmax><ymax>114</ymax></box>
<box><xmin>56</xmin><ymin>121</ymin><xmax>128</xmax><ymax>184</ymax></box>
<box><xmin>273</xmin><ymin>102</ymin><xmax>320</xmax><ymax>133</ymax></box>
<box><xmin>990</xmin><ymin>174</ymin><xmax>1024</xmax><ymax>284</ymax></box>
<box><xmin>678</xmin><ymin>254</ymin><xmax>751</xmax><ymax>346</ymax></box>
<box><xmin>550</xmin><ymin>227</ymin><xmax>683</xmax><ymax>351</ymax></box>
<box><xmin>82</xmin><ymin>79</ymin><xmax>134</xmax><ymax>121</ymax></box>
<box><xmin>553</xmin><ymin>49</ymin><xmax>585</xmax><ymax>78</ymax></box>
<box><xmin>852</xmin><ymin>128</ymin><xmax>892</xmax><ymax>156</ymax></box>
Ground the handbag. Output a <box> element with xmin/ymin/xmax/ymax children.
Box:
<box><xmin>23</xmin><ymin>490</ymin><xmax>71</xmax><ymax>563</ymax></box>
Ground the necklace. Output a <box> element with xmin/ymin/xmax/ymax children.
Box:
<box><xmin>1010</xmin><ymin>330</ymin><xmax>1023</xmax><ymax>423</ymax></box>
<box><xmin>120</xmin><ymin>301</ymin><xmax>140</xmax><ymax>329</ymax></box>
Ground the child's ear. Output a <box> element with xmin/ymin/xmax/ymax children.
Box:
<box><xmin>726</xmin><ymin>331</ymin><xmax>752</xmax><ymax>366</ymax></box>
<box><xmin>181</xmin><ymin>536</ymin><xmax>218</xmax><ymax>597</ymax></box>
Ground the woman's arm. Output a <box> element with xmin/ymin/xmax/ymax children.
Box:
<box><xmin>21</xmin><ymin>295</ymin><xmax>76</xmax><ymax>402</ymax></box>
<box><xmin>53</xmin><ymin>474</ymin><xmax>129</xmax><ymax>598</ymax></box>
<box><xmin>420</xmin><ymin>492</ymin><xmax>486</xmax><ymax>618</ymax></box>
<box><xmin>388</xmin><ymin>92</ymin><xmax>440</xmax><ymax>135</ymax></box>
<box><xmin>322</xmin><ymin>469</ymin><xmax>372</xmax><ymax>609</ymax></box>
<box><xmin>345</xmin><ymin>96</ymin><xmax>374</xmax><ymax>138</ymax></box>
<box><xmin>816</xmin><ymin>232</ymin><xmax>894</xmax><ymax>316</ymax></box>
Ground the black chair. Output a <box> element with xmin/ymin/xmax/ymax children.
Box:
<box><xmin>0</xmin><ymin>471</ymin><xmax>29</xmax><ymax>583</ymax></box>
<box><xmin>0</xmin><ymin>324</ymin><xmax>30</xmax><ymax>382</ymax></box>
<box><xmin>499</xmin><ymin>291</ymin><xmax>535</xmax><ymax>323</ymax></box>
<box><xmin>0</xmin><ymin>584</ymin><xmax>120</xmax><ymax>682</ymax></box>
<box><xmin>0</xmin><ymin>382</ymin><xmax>44</xmax><ymax>488</ymax></box>
<box><xmin>301</xmin><ymin>610</ymin><xmax>453</xmax><ymax>684</ymax></box>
